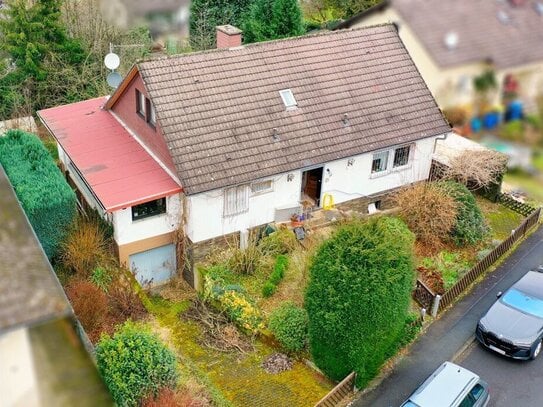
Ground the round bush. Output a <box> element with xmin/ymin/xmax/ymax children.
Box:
<box><xmin>438</xmin><ymin>181</ymin><xmax>488</xmax><ymax>246</ymax></box>
<box><xmin>268</xmin><ymin>301</ymin><xmax>308</xmax><ymax>353</ymax></box>
<box><xmin>305</xmin><ymin>217</ymin><xmax>415</xmax><ymax>387</ymax></box>
<box><xmin>96</xmin><ymin>321</ymin><xmax>179</xmax><ymax>406</ymax></box>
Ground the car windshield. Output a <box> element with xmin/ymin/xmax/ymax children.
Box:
<box><xmin>401</xmin><ymin>402</ymin><xmax>420</xmax><ymax>407</ymax></box>
<box><xmin>502</xmin><ymin>288</ymin><xmax>543</xmax><ymax>318</ymax></box>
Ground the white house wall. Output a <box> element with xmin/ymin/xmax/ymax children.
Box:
<box><xmin>112</xmin><ymin>193</ymin><xmax>182</xmax><ymax>246</ymax></box>
<box><xmin>186</xmin><ymin>135</ymin><xmax>443</xmax><ymax>243</ymax></box>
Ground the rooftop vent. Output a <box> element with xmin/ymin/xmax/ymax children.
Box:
<box><xmin>444</xmin><ymin>31</ymin><xmax>459</xmax><ymax>50</ymax></box>
<box><xmin>279</xmin><ymin>89</ymin><xmax>297</xmax><ymax>109</ymax></box>
<box><xmin>272</xmin><ymin>128</ymin><xmax>280</xmax><ymax>141</ymax></box>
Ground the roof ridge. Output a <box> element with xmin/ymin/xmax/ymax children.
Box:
<box><xmin>138</xmin><ymin>23</ymin><xmax>396</xmax><ymax>67</ymax></box>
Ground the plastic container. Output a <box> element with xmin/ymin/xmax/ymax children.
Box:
<box><xmin>470</xmin><ymin>117</ymin><xmax>482</xmax><ymax>133</ymax></box>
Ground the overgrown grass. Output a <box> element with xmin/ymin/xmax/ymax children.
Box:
<box><xmin>503</xmin><ymin>171</ymin><xmax>543</xmax><ymax>206</ymax></box>
<box><xmin>477</xmin><ymin>196</ymin><xmax>524</xmax><ymax>241</ymax></box>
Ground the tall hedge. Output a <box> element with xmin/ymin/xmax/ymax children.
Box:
<box><xmin>305</xmin><ymin>217</ymin><xmax>415</xmax><ymax>387</ymax></box>
<box><xmin>96</xmin><ymin>321</ymin><xmax>179</xmax><ymax>407</ymax></box>
<box><xmin>438</xmin><ymin>181</ymin><xmax>488</xmax><ymax>246</ymax></box>
<box><xmin>0</xmin><ymin>129</ymin><xmax>76</xmax><ymax>259</ymax></box>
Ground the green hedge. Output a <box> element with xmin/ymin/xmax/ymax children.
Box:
<box><xmin>96</xmin><ymin>321</ymin><xmax>179</xmax><ymax>407</ymax></box>
<box><xmin>0</xmin><ymin>130</ymin><xmax>76</xmax><ymax>259</ymax></box>
<box><xmin>305</xmin><ymin>217</ymin><xmax>415</xmax><ymax>387</ymax></box>
<box><xmin>269</xmin><ymin>301</ymin><xmax>308</xmax><ymax>353</ymax></box>
<box><xmin>438</xmin><ymin>181</ymin><xmax>488</xmax><ymax>246</ymax></box>
<box><xmin>262</xmin><ymin>254</ymin><xmax>288</xmax><ymax>297</ymax></box>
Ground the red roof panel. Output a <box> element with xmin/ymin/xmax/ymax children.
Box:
<box><xmin>38</xmin><ymin>97</ymin><xmax>181</xmax><ymax>212</ymax></box>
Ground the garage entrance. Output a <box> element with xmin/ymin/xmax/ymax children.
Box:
<box><xmin>129</xmin><ymin>244</ymin><xmax>176</xmax><ymax>287</ymax></box>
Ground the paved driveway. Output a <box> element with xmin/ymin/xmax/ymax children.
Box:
<box><xmin>353</xmin><ymin>225</ymin><xmax>543</xmax><ymax>407</ymax></box>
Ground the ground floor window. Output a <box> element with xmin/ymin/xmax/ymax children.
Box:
<box><xmin>224</xmin><ymin>185</ymin><xmax>249</xmax><ymax>216</ymax></box>
<box><xmin>132</xmin><ymin>197</ymin><xmax>166</xmax><ymax>221</ymax></box>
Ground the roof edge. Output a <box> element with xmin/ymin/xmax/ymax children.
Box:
<box><xmin>105</xmin><ymin>188</ymin><xmax>182</xmax><ymax>213</ymax></box>
<box><xmin>334</xmin><ymin>0</ymin><xmax>391</xmax><ymax>30</ymax></box>
<box><xmin>104</xmin><ymin>64</ymin><xmax>140</xmax><ymax>110</ymax></box>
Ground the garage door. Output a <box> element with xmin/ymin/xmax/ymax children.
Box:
<box><xmin>129</xmin><ymin>244</ymin><xmax>176</xmax><ymax>286</ymax></box>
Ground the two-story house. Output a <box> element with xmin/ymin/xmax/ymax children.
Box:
<box><xmin>38</xmin><ymin>24</ymin><xmax>451</xmax><ymax>287</ymax></box>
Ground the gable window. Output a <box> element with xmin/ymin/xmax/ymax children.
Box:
<box><xmin>371</xmin><ymin>151</ymin><xmax>389</xmax><ymax>173</ymax></box>
<box><xmin>279</xmin><ymin>89</ymin><xmax>297</xmax><ymax>108</ymax></box>
<box><xmin>393</xmin><ymin>146</ymin><xmax>411</xmax><ymax>168</ymax></box>
<box><xmin>146</xmin><ymin>99</ymin><xmax>156</xmax><ymax>127</ymax></box>
<box><xmin>251</xmin><ymin>180</ymin><xmax>273</xmax><ymax>195</ymax></box>
<box><xmin>132</xmin><ymin>197</ymin><xmax>166</xmax><ymax>221</ymax></box>
<box><xmin>136</xmin><ymin>89</ymin><xmax>146</xmax><ymax>117</ymax></box>
<box><xmin>224</xmin><ymin>185</ymin><xmax>249</xmax><ymax>216</ymax></box>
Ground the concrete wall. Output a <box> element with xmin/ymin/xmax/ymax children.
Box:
<box><xmin>185</xmin><ymin>135</ymin><xmax>442</xmax><ymax>243</ymax></box>
<box><xmin>0</xmin><ymin>328</ymin><xmax>40</xmax><ymax>407</ymax></box>
<box><xmin>353</xmin><ymin>9</ymin><xmax>543</xmax><ymax>110</ymax></box>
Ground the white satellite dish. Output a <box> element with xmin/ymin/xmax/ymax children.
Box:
<box><xmin>444</xmin><ymin>31</ymin><xmax>459</xmax><ymax>50</ymax></box>
<box><xmin>104</xmin><ymin>52</ymin><xmax>120</xmax><ymax>70</ymax></box>
<box><xmin>107</xmin><ymin>72</ymin><xmax>122</xmax><ymax>89</ymax></box>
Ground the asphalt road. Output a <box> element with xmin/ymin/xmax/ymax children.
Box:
<box><xmin>353</xmin><ymin>225</ymin><xmax>543</xmax><ymax>407</ymax></box>
<box><xmin>456</xmin><ymin>340</ymin><xmax>543</xmax><ymax>407</ymax></box>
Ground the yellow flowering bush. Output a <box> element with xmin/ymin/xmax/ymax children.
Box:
<box><xmin>202</xmin><ymin>269</ymin><xmax>264</xmax><ymax>335</ymax></box>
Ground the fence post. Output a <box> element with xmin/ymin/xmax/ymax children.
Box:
<box><xmin>431</xmin><ymin>295</ymin><xmax>441</xmax><ymax>317</ymax></box>
<box><xmin>420</xmin><ymin>308</ymin><xmax>426</xmax><ymax>321</ymax></box>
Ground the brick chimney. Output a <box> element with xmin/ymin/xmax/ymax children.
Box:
<box><xmin>216</xmin><ymin>25</ymin><xmax>242</xmax><ymax>49</ymax></box>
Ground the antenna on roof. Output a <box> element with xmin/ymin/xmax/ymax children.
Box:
<box><xmin>444</xmin><ymin>32</ymin><xmax>459</xmax><ymax>50</ymax></box>
<box><xmin>105</xmin><ymin>43</ymin><xmax>121</xmax><ymax>89</ymax></box>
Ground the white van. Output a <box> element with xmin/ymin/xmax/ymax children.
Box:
<box><xmin>400</xmin><ymin>362</ymin><xmax>489</xmax><ymax>407</ymax></box>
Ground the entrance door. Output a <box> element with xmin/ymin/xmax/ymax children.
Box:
<box><xmin>301</xmin><ymin>167</ymin><xmax>323</xmax><ymax>207</ymax></box>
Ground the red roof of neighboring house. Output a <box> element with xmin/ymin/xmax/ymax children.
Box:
<box><xmin>38</xmin><ymin>97</ymin><xmax>181</xmax><ymax>212</ymax></box>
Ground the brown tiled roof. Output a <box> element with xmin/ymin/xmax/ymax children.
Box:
<box><xmin>339</xmin><ymin>0</ymin><xmax>543</xmax><ymax>69</ymax></box>
<box><xmin>0</xmin><ymin>166</ymin><xmax>71</xmax><ymax>333</ymax></box>
<box><xmin>138</xmin><ymin>24</ymin><xmax>450</xmax><ymax>195</ymax></box>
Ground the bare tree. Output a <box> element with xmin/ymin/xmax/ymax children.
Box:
<box><xmin>443</xmin><ymin>149</ymin><xmax>508</xmax><ymax>190</ymax></box>
<box><xmin>393</xmin><ymin>183</ymin><xmax>458</xmax><ymax>248</ymax></box>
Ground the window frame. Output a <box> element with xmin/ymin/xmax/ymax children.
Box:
<box><xmin>371</xmin><ymin>150</ymin><xmax>389</xmax><ymax>174</ymax></box>
<box><xmin>279</xmin><ymin>89</ymin><xmax>297</xmax><ymax>109</ymax></box>
<box><xmin>223</xmin><ymin>185</ymin><xmax>250</xmax><ymax>217</ymax></box>
<box><xmin>250</xmin><ymin>179</ymin><xmax>273</xmax><ymax>195</ymax></box>
<box><xmin>393</xmin><ymin>145</ymin><xmax>411</xmax><ymax>168</ymax></box>
<box><xmin>146</xmin><ymin>98</ymin><xmax>156</xmax><ymax>128</ymax></box>
<box><xmin>136</xmin><ymin>89</ymin><xmax>146</xmax><ymax>118</ymax></box>
<box><xmin>131</xmin><ymin>197</ymin><xmax>166</xmax><ymax>221</ymax></box>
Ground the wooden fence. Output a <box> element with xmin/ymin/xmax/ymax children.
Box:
<box><xmin>314</xmin><ymin>372</ymin><xmax>356</xmax><ymax>407</ymax></box>
<box><xmin>438</xmin><ymin>207</ymin><xmax>541</xmax><ymax>312</ymax></box>
<box><xmin>498</xmin><ymin>193</ymin><xmax>536</xmax><ymax>216</ymax></box>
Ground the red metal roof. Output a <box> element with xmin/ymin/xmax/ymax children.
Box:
<box><xmin>38</xmin><ymin>97</ymin><xmax>181</xmax><ymax>212</ymax></box>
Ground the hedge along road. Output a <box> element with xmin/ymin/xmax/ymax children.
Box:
<box><xmin>353</xmin><ymin>224</ymin><xmax>543</xmax><ymax>407</ymax></box>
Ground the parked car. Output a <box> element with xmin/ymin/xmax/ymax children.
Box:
<box><xmin>476</xmin><ymin>267</ymin><xmax>543</xmax><ymax>360</ymax></box>
<box><xmin>400</xmin><ymin>361</ymin><xmax>489</xmax><ymax>407</ymax></box>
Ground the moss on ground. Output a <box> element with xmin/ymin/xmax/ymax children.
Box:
<box><xmin>477</xmin><ymin>197</ymin><xmax>524</xmax><ymax>241</ymax></box>
<box><xmin>144</xmin><ymin>294</ymin><xmax>333</xmax><ymax>407</ymax></box>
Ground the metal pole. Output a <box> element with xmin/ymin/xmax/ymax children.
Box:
<box><xmin>431</xmin><ymin>295</ymin><xmax>441</xmax><ymax>317</ymax></box>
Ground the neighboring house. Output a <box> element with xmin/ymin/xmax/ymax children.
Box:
<box><xmin>336</xmin><ymin>0</ymin><xmax>543</xmax><ymax>111</ymax></box>
<box><xmin>38</xmin><ymin>24</ymin><xmax>451</xmax><ymax>287</ymax></box>
<box><xmin>0</xmin><ymin>166</ymin><xmax>112</xmax><ymax>407</ymax></box>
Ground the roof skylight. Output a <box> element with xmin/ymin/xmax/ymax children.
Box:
<box><xmin>279</xmin><ymin>89</ymin><xmax>297</xmax><ymax>109</ymax></box>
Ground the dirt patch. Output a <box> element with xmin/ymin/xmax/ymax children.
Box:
<box><xmin>261</xmin><ymin>353</ymin><xmax>293</xmax><ymax>374</ymax></box>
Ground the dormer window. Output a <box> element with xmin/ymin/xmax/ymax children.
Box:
<box><xmin>279</xmin><ymin>89</ymin><xmax>297</xmax><ymax>109</ymax></box>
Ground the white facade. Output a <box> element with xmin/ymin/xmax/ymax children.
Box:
<box><xmin>113</xmin><ymin>194</ymin><xmax>181</xmax><ymax>245</ymax></box>
<box><xmin>185</xmin><ymin>135</ymin><xmax>444</xmax><ymax>243</ymax></box>
<box><xmin>0</xmin><ymin>328</ymin><xmax>40</xmax><ymax>407</ymax></box>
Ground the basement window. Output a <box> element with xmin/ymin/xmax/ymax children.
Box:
<box><xmin>132</xmin><ymin>197</ymin><xmax>166</xmax><ymax>221</ymax></box>
<box><xmin>279</xmin><ymin>89</ymin><xmax>297</xmax><ymax>109</ymax></box>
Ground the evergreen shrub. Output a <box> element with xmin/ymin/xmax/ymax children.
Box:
<box><xmin>305</xmin><ymin>217</ymin><xmax>415</xmax><ymax>387</ymax></box>
<box><xmin>0</xmin><ymin>130</ymin><xmax>76</xmax><ymax>259</ymax></box>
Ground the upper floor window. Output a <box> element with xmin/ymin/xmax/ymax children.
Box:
<box><xmin>371</xmin><ymin>151</ymin><xmax>389</xmax><ymax>173</ymax></box>
<box><xmin>250</xmin><ymin>179</ymin><xmax>273</xmax><ymax>195</ymax></box>
<box><xmin>132</xmin><ymin>197</ymin><xmax>166</xmax><ymax>221</ymax></box>
<box><xmin>393</xmin><ymin>146</ymin><xmax>411</xmax><ymax>168</ymax></box>
<box><xmin>136</xmin><ymin>89</ymin><xmax>146</xmax><ymax>117</ymax></box>
<box><xmin>146</xmin><ymin>99</ymin><xmax>156</xmax><ymax>127</ymax></box>
<box><xmin>224</xmin><ymin>185</ymin><xmax>249</xmax><ymax>216</ymax></box>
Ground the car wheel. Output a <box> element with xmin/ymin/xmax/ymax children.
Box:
<box><xmin>530</xmin><ymin>340</ymin><xmax>542</xmax><ymax>360</ymax></box>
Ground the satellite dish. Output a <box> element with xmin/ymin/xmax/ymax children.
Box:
<box><xmin>104</xmin><ymin>52</ymin><xmax>120</xmax><ymax>70</ymax></box>
<box><xmin>444</xmin><ymin>31</ymin><xmax>459</xmax><ymax>50</ymax></box>
<box><xmin>107</xmin><ymin>72</ymin><xmax>122</xmax><ymax>89</ymax></box>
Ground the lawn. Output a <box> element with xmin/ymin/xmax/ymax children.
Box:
<box><xmin>503</xmin><ymin>170</ymin><xmax>543</xmax><ymax>206</ymax></box>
